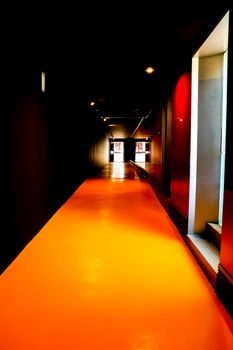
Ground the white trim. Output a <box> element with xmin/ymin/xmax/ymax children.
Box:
<box><xmin>188</xmin><ymin>57</ymin><xmax>199</xmax><ymax>234</ymax></box>
<box><xmin>219</xmin><ymin>49</ymin><xmax>228</xmax><ymax>224</ymax></box>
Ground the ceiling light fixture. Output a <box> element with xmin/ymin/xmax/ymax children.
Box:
<box><xmin>145</xmin><ymin>66</ymin><xmax>155</xmax><ymax>74</ymax></box>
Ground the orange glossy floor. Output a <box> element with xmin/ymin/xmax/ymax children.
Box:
<box><xmin>0</xmin><ymin>163</ymin><xmax>232</xmax><ymax>350</ymax></box>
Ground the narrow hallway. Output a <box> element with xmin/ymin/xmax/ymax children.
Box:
<box><xmin>0</xmin><ymin>163</ymin><xmax>232</xmax><ymax>349</ymax></box>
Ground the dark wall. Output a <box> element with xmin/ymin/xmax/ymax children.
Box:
<box><xmin>0</xmin><ymin>61</ymin><xmax>108</xmax><ymax>273</ymax></box>
<box><xmin>134</xmin><ymin>108</ymin><xmax>163</xmax><ymax>185</ymax></box>
<box><xmin>124</xmin><ymin>139</ymin><xmax>136</xmax><ymax>162</ymax></box>
<box><xmin>1</xmin><ymin>61</ymin><xmax>45</xmax><ymax>271</ymax></box>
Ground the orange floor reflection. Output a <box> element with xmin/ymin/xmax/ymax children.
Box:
<box><xmin>0</xmin><ymin>163</ymin><xmax>232</xmax><ymax>349</ymax></box>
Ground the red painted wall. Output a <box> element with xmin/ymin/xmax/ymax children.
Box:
<box><xmin>221</xmin><ymin>190</ymin><xmax>233</xmax><ymax>276</ymax></box>
<box><xmin>171</xmin><ymin>72</ymin><xmax>191</xmax><ymax>217</ymax></box>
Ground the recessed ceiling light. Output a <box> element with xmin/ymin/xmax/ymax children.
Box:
<box><xmin>145</xmin><ymin>66</ymin><xmax>155</xmax><ymax>74</ymax></box>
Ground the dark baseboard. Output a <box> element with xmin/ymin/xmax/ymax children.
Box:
<box><xmin>130</xmin><ymin>161</ymin><xmax>171</xmax><ymax>212</ymax></box>
<box><xmin>217</xmin><ymin>264</ymin><xmax>233</xmax><ymax>319</ymax></box>
<box><xmin>168</xmin><ymin>202</ymin><xmax>188</xmax><ymax>236</ymax></box>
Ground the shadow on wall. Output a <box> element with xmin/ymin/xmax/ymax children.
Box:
<box><xmin>0</xmin><ymin>88</ymin><xmax>109</xmax><ymax>274</ymax></box>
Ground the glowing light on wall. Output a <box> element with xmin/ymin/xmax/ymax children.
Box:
<box><xmin>171</xmin><ymin>72</ymin><xmax>191</xmax><ymax>216</ymax></box>
<box><xmin>173</xmin><ymin>73</ymin><xmax>191</xmax><ymax>121</ymax></box>
<box><xmin>41</xmin><ymin>72</ymin><xmax>46</xmax><ymax>93</ymax></box>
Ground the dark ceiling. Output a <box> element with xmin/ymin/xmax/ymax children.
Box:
<box><xmin>4</xmin><ymin>2</ymin><xmax>231</xmax><ymax>136</ymax></box>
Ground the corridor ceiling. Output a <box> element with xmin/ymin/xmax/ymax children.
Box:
<box><xmin>5</xmin><ymin>2</ymin><xmax>231</xmax><ymax>137</ymax></box>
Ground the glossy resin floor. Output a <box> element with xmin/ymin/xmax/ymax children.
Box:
<box><xmin>0</xmin><ymin>163</ymin><xmax>232</xmax><ymax>350</ymax></box>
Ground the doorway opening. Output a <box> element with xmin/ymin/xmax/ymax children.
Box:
<box><xmin>109</xmin><ymin>141</ymin><xmax>124</xmax><ymax>162</ymax></box>
<box><xmin>135</xmin><ymin>141</ymin><xmax>150</xmax><ymax>163</ymax></box>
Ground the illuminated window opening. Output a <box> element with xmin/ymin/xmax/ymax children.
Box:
<box><xmin>188</xmin><ymin>11</ymin><xmax>229</xmax><ymax>260</ymax></box>
<box><xmin>110</xmin><ymin>141</ymin><xmax>124</xmax><ymax>163</ymax></box>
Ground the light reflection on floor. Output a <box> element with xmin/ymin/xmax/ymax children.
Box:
<box><xmin>0</xmin><ymin>163</ymin><xmax>232</xmax><ymax>349</ymax></box>
<box><xmin>111</xmin><ymin>162</ymin><xmax>126</xmax><ymax>180</ymax></box>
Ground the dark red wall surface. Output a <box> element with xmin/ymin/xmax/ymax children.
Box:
<box><xmin>170</xmin><ymin>72</ymin><xmax>191</xmax><ymax>217</ymax></box>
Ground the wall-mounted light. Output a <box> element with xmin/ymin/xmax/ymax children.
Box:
<box><xmin>41</xmin><ymin>71</ymin><xmax>46</xmax><ymax>93</ymax></box>
<box><xmin>90</xmin><ymin>101</ymin><xmax>95</xmax><ymax>106</ymax></box>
